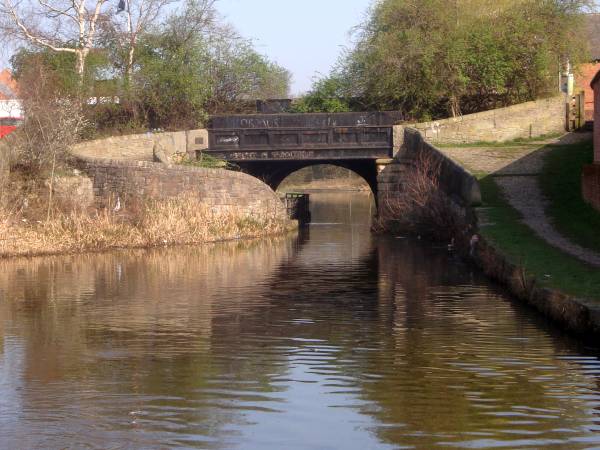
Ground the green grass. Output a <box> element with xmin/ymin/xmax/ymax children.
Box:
<box><xmin>478</xmin><ymin>176</ymin><xmax>600</xmax><ymax>301</ymax></box>
<box><xmin>178</xmin><ymin>153</ymin><xmax>239</xmax><ymax>171</ymax></box>
<box><xmin>539</xmin><ymin>139</ymin><xmax>600</xmax><ymax>254</ymax></box>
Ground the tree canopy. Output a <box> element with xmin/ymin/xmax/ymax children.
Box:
<box><xmin>4</xmin><ymin>0</ymin><xmax>291</xmax><ymax>130</ymax></box>
<box><xmin>299</xmin><ymin>0</ymin><xmax>592</xmax><ymax>119</ymax></box>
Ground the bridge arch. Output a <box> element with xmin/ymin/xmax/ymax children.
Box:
<box><xmin>235</xmin><ymin>160</ymin><xmax>380</xmax><ymax>197</ymax></box>
<box><xmin>276</xmin><ymin>163</ymin><xmax>373</xmax><ymax>193</ymax></box>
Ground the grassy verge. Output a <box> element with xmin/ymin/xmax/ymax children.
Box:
<box><xmin>539</xmin><ymin>138</ymin><xmax>600</xmax><ymax>254</ymax></box>
<box><xmin>436</xmin><ymin>132</ymin><xmax>563</xmax><ymax>148</ymax></box>
<box><xmin>0</xmin><ymin>194</ymin><xmax>294</xmax><ymax>259</ymax></box>
<box><xmin>478</xmin><ymin>177</ymin><xmax>600</xmax><ymax>301</ymax></box>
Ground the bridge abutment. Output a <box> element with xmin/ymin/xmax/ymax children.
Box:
<box><xmin>377</xmin><ymin>128</ymin><xmax>481</xmax><ymax>230</ymax></box>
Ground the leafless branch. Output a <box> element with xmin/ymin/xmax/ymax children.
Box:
<box><xmin>0</xmin><ymin>0</ymin><xmax>110</xmax><ymax>75</ymax></box>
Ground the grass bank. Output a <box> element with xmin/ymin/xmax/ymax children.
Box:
<box><xmin>0</xmin><ymin>193</ymin><xmax>295</xmax><ymax>259</ymax></box>
<box><xmin>540</xmin><ymin>139</ymin><xmax>600</xmax><ymax>254</ymax></box>
<box><xmin>478</xmin><ymin>138</ymin><xmax>600</xmax><ymax>300</ymax></box>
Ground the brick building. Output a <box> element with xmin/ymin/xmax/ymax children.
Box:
<box><xmin>576</xmin><ymin>14</ymin><xmax>600</xmax><ymax>121</ymax></box>
<box><xmin>583</xmin><ymin>71</ymin><xmax>600</xmax><ymax>211</ymax></box>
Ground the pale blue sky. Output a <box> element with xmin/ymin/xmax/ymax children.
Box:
<box><xmin>217</xmin><ymin>0</ymin><xmax>373</xmax><ymax>96</ymax></box>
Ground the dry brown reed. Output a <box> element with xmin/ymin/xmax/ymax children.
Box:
<box><xmin>0</xmin><ymin>193</ymin><xmax>294</xmax><ymax>259</ymax></box>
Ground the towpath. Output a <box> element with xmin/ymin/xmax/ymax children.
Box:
<box><xmin>439</xmin><ymin>132</ymin><xmax>600</xmax><ymax>268</ymax></box>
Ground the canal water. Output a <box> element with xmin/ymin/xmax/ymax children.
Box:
<box><xmin>1</xmin><ymin>192</ymin><xmax>600</xmax><ymax>449</ymax></box>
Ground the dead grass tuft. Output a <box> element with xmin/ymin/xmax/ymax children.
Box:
<box><xmin>0</xmin><ymin>193</ymin><xmax>293</xmax><ymax>258</ymax></box>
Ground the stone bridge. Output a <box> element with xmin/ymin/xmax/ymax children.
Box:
<box><xmin>203</xmin><ymin>112</ymin><xmax>404</xmax><ymax>195</ymax></box>
<box><xmin>66</xmin><ymin>97</ymin><xmax>571</xmax><ymax>228</ymax></box>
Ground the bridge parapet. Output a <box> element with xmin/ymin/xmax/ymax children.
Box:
<box><xmin>208</xmin><ymin>111</ymin><xmax>403</xmax><ymax>129</ymax></box>
<box><xmin>206</xmin><ymin>125</ymin><xmax>393</xmax><ymax>161</ymax></box>
<box><xmin>205</xmin><ymin>111</ymin><xmax>403</xmax><ymax>162</ymax></box>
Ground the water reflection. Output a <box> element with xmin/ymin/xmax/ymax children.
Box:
<box><xmin>0</xmin><ymin>192</ymin><xmax>599</xmax><ymax>449</ymax></box>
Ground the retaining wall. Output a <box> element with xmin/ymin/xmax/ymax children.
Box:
<box><xmin>378</xmin><ymin>128</ymin><xmax>481</xmax><ymax>226</ymax></box>
<box><xmin>75</xmin><ymin>156</ymin><xmax>288</xmax><ymax>220</ymax></box>
<box><xmin>378</xmin><ymin>129</ymin><xmax>600</xmax><ymax>338</ymax></box>
<box><xmin>395</xmin><ymin>96</ymin><xmax>567</xmax><ymax>146</ymax></box>
<box><xmin>474</xmin><ymin>236</ymin><xmax>600</xmax><ymax>338</ymax></box>
<box><xmin>71</xmin><ymin>129</ymin><xmax>209</xmax><ymax>162</ymax></box>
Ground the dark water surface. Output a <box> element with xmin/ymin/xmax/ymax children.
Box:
<box><xmin>1</xmin><ymin>192</ymin><xmax>600</xmax><ymax>449</ymax></box>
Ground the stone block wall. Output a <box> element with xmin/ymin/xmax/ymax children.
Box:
<box><xmin>396</xmin><ymin>96</ymin><xmax>566</xmax><ymax>146</ymax></box>
<box><xmin>378</xmin><ymin>128</ymin><xmax>481</xmax><ymax>225</ymax></box>
<box><xmin>75</xmin><ymin>156</ymin><xmax>288</xmax><ymax>220</ymax></box>
<box><xmin>71</xmin><ymin>129</ymin><xmax>209</xmax><ymax>162</ymax></box>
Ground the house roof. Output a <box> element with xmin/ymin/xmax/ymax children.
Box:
<box><xmin>587</xmin><ymin>14</ymin><xmax>600</xmax><ymax>62</ymax></box>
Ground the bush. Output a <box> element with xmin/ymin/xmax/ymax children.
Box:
<box><xmin>380</xmin><ymin>151</ymin><xmax>470</xmax><ymax>243</ymax></box>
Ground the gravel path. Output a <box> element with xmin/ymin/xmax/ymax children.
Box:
<box><xmin>496</xmin><ymin>175</ymin><xmax>600</xmax><ymax>267</ymax></box>
<box><xmin>441</xmin><ymin>132</ymin><xmax>600</xmax><ymax>267</ymax></box>
<box><xmin>440</xmin><ymin>132</ymin><xmax>593</xmax><ymax>176</ymax></box>
<box><xmin>488</xmin><ymin>132</ymin><xmax>600</xmax><ymax>267</ymax></box>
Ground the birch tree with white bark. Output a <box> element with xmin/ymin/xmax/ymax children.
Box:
<box><xmin>0</xmin><ymin>0</ymin><xmax>111</xmax><ymax>78</ymax></box>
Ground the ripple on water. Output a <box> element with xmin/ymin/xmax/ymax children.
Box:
<box><xmin>0</xmin><ymin>192</ymin><xmax>599</xmax><ymax>449</ymax></box>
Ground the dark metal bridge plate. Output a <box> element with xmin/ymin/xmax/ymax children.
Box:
<box><xmin>205</xmin><ymin>112</ymin><xmax>401</xmax><ymax>161</ymax></box>
<box><xmin>208</xmin><ymin>111</ymin><xmax>403</xmax><ymax>129</ymax></box>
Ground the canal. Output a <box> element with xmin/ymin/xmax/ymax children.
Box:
<box><xmin>1</xmin><ymin>192</ymin><xmax>600</xmax><ymax>449</ymax></box>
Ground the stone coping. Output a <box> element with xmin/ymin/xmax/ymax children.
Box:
<box><xmin>474</xmin><ymin>236</ymin><xmax>600</xmax><ymax>339</ymax></box>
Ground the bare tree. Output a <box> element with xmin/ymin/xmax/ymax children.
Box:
<box><xmin>381</xmin><ymin>150</ymin><xmax>468</xmax><ymax>242</ymax></box>
<box><xmin>7</xmin><ymin>59</ymin><xmax>89</xmax><ymax>218</ymax></box>
<box><xmin>0</xmin><ymin>0</ymin><xmax>111</xmax><ymax>77</ymax></box>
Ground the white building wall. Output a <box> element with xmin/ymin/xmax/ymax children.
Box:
<box><xmin>0</xmin><ymin>99</ymin><xmax>23</xmax><ymax>119</ymax></box>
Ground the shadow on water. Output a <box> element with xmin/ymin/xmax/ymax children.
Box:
<box><xmin>0</xmin><ymin>192</ymin><xmax>599</xmax><ymax>449</ymax></box>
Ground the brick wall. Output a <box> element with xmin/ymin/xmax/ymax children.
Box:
<box><xmin>583</xmin><ymin>73</ymin><xmax>600</xmax><ymax>212</ymax></box>
<box><xmin>75</xmin><ymin>156</ymin><xmax>288</xmax><ymax>220</ymax></box>
<box><xmin>575</xmin><ymin>62</ymin><xmax>600</xmax><ymax>121</ymax></box>
<box><xmin>397</xmin><ymin>96</ymin><xmax>566</xmax><ymax>146</ymax></box>
<box><xmin>583</xmin><ymin>164</ymin><xmax>600</xmax><ymax>211</ymax></box>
